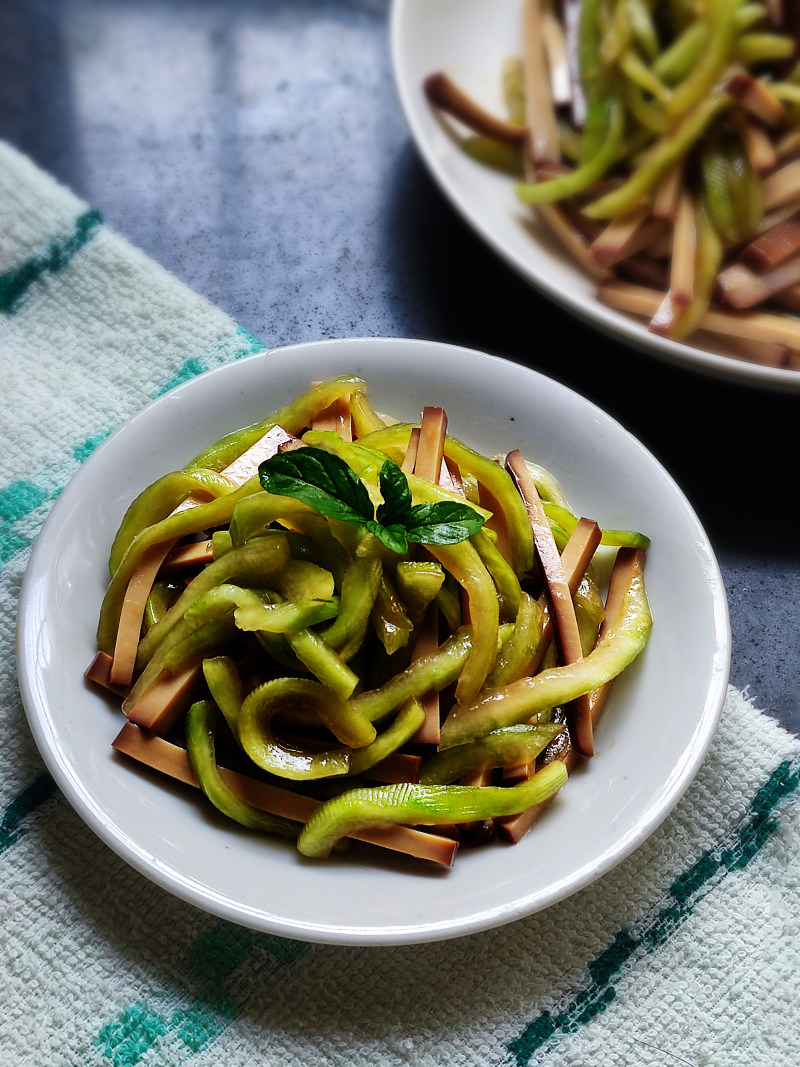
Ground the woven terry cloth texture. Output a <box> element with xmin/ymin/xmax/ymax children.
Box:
<box><xmin>2</xmin><ymin>139</ymin><xmax>800</xmax><ymax>1067</ymax></box>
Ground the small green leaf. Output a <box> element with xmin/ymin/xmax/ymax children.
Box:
<box><xmin>365</xmin><ymin>520</ymin><xmax>409</xmax><ymax>555</ymax></box>
<box><xmin>259</xmin><ymin>447</ymin><xmax>373</xmax><ymax>523</ymax></box>
<box><xmin>405</xmin><ymin>501</ymin><xmax>486</xmax><ymax>546</ymax></box>
<box><xmin>375</xmin><ymin>459</ymin><xmax>413</xmax><ymax>527</ymax></box>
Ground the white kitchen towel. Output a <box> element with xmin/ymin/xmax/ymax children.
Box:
<box><xmin>2</xmin><ymin>140</ymin><xmax>799</xmax><ymax>1067</ymax></box>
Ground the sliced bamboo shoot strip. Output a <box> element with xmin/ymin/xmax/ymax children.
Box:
<box><xmin>505</xmin><ymin>450</ymin><xmax>593</xmax><ymax>758</ymax></box>
<box><xmin>422</xmin><ymin>72</ymin><xmax>526</xmax><ymax>144</ymax></box>
<box><xmin>597</xmin><ymin>279</ymin><xmax>800</xmax><ymax>348</ymax></box>
<box><xmin>109</xmin><ymin>424</ymin><xmax>296</xmax><ymax>687</ymax></box>
<box><xmin>112</xmin><ymin>723</ymin><xmax>458</xmax><ymax>866</ymax></box>
<box><xmin>498</xmin><ymin>548</ymin><xmax>645</xmax><ymax>843</ymax></box>
<box><xmin>522</xmin><ymin>0</ymin><xmax>560</xmax><ymax>169</ymax></box>
<box><xmin>670</xmin><ymin>192</ymin><xmax>697</xmax><ymax>307</ymax></box>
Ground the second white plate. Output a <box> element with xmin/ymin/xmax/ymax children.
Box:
<box><xmin>390</xmin><ymin>0</ymin><xmax>800</xmax><ymax>393</ymax></box>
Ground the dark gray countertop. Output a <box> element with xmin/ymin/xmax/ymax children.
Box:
<box><xmin>3</xmin><ymin>0</ymin><xmax>797</xmax><ymax>733</ymax></box>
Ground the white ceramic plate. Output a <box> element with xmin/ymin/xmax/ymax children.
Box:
<box><xmin>17</xmin><ymin>338</ymin><xmax>730</xmax><ymax>945</ymax></box>
<box><xmin>390</xmin><ymin>0</ymin><xmax>800</xmax><ymax>393</ymax></box>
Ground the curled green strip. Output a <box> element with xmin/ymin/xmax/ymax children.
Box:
<box><xmin>297</xmin><ymin>762</ymin><xmax>569</xmax><ymax>858</ymax></box>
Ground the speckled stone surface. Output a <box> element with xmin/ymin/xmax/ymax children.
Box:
<box><xmin>1</xmin><ymin>0</ymin><xmax>797</xmax><ymax>733</ymax></box>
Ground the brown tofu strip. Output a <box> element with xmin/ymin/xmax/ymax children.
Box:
<box><xmin>408</xmin><ymin>407</ymin><xmax>450</xmax><ymax>745</ymax></box>
<box><xmin>310</xmin><ymin>392</ymin><xmax>353</xmax><ymax>441</ymax></box>
<box><xmin>505</xmin><ymin>450</ymin><xmax>593</xmax><ymax>757</ymax></box>
<box><xmin>503</xmin><ymin>517</ymin><xmax>601</xmax><ymax>782</ymax></box>
<box><xmin>112</xmin><ymin>723</ymin><xmax>458</xmax><ymax>867</ymax></box>
<box><xmin>160</xmin><ymin>539</ymin><xmax>214</xmax><ymax>574</ymax></box>
<box><xmin>367</xmin><ymin>752</ymin><xmax>423</xmax><ymax>785</ymax></box>
<box><xmin>413</xmin><ymin>406</ymin><xmax>448</xmax><ymax>483</ymax></box>
<box><xmin>109</xmin><ymin>424</ymin><xmax>297</xmax><ymax>688</ymax></box>
<box><xmin>85</xmin><ymin>650</ymin><xmax>130</xmax><ymax>698</ymax></box>
<box><xmin>497</xmin><ymin>547</ymin><xmax>646</xmax><ymax>842</ymax></box>
<box><xmin>110</xmin><ymin>542</ymin><xmax>179</xmax><ymax>686</ymax></box>
<box><xmin>401</xmin><ymin>427</ymin><xmax>420</xmax><ymax>473</ymax></box>
<box><xmin>124</xmin><ymin>664</ymin><xmax>203</xmax><ymax>734</ymax></box>
<box><xmin>741</xmin><ymin>211</ymin><xmax>800</xmax><ymax>270</ymax></box>
<box><xmin>523</xmin><ymin>517</ymin><xmax>603</xmax><ymax>679</ymax></box>
<box><xmin>410</xmin><ymin>605</ymin><xmax>444</xmax><ymax>746</ymax></box>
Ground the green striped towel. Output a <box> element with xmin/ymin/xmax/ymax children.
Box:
<box><xmin>2</xmin><ymin>139</ymin><xmax>799</xmax><ymax>1067</ymax></box>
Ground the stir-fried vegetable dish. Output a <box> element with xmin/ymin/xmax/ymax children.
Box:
<box><xmin>87</xmin><ymin>375</ymin><xmax>652</xmax><ymax>867</ymax></box>
<box><xmin>425</xmin><ymin>1</ymin><xmax>800</xmax><ymax>370</ymax></box>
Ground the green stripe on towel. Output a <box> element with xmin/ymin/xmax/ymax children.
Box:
<box><xmin>0</xmin><ymin>209</ymin><xmax>103</xmax><ymax>313</ymax></box>
<box><xmin>506</xmin><ymin>754</ymin><xmax>800</xmax><ymax>1065</ymax></box>
<box><xmin>0</xmin><ymin>772</ymin><xmax>58</xmax><ymax>856</ymax></box>
<box><xmin>93</xmin><ymin>923</ymin><xmax>307</xmax><ymax>1064</ymax></box>
<box><xmin>0</xmin><ymin>330</ymin><xmax>265</xmax><ymax>572</ymax></box>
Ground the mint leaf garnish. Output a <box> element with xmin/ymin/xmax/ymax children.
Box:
<box><xmin>375</xmin><ymin>459</ymin><xmax>413</xmax><ymax>527</ymax></box>
<box><xmin>365</xmin><ymin>520</ymin><xmax>409</xmax><ymax>555</ymax></box>
<box><xmin>259</xmin><ymin>447</ymin><xmax>373</xmax><ymax>524</ymax></box>
<box><xmin>405</xmin><ymin>500</ymin><xmax>486</xmax><ymax>545</ymax></box>
<box><xmin>259</xmin><ymin>446</ymin><xmax>484</xmax><ymax>553</ymax></box>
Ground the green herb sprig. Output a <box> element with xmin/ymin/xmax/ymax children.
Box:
<box><xmin>259</xmin><ymin>446</ymin><xmax>485</xmax><ymax>554</ymax></box>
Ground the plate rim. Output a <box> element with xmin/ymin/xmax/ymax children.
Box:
<box><xmin>16</xmin><ymin>336</ymin><xmax>732</xmax><ymax>945</ymax></box>
<box><xmin>388</xmin><ymin>0</ymin><xmax>800</xmax><ymax>394</ymax></box>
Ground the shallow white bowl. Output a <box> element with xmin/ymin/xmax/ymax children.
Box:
<box><xmin>390</xmin><ymin>0</ymin><xmax>800</xmax><ymax>393</ymax></box>
<box><xmin>17</xmin><ymin>338</ymin><xmax>730</xmax><ymax>945</ymax></box>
